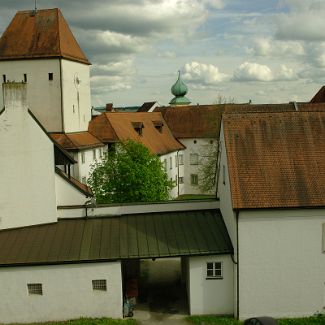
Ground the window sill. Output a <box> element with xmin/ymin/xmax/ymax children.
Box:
<box><xmin>206</xmin><ymin>277</ymin><xmax>223</xmax><ymax>280</ymax></box>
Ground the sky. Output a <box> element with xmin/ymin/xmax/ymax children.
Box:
<box><xmin>1</xmin><ymin>0</ymin><xmax>325</xmax><ymax>107</ymax></box>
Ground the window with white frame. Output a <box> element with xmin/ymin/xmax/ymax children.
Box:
<box><xmin>191</xmin><ymin>174</ymin><xmax>198</xmax><ymax>185</ymax></box>
<box><xmin>27</xmin><ymin>283</ymin><xmax>43</xmax><ymax>295</ymax></box>
<box><xmin>92</xmin><ymin>279</ymin><xmax>107</xmax><ymax>291</ymax></box>
<box><xmin>178</xmin><ymin>154</ymin><xmax>184</xmax><ymax>165</ymax></box>
<box><xmin>179</xmin><ymin>176</ymin><xmax>184</xmax><ymax>184</ymax></box>
<box><xmin>81</xmin><ymin>151</ymin><xmax>85</xmax><ymax>164</ymax></box>
<box><xmin>190</xmin><ymin>153</ymin><xmax>199</xmax><ymax>165</ymax></box>
<box><xmin>206</xmin><ymin>262</ymin><xmax>223</xmax><ymax>279</ymax></box>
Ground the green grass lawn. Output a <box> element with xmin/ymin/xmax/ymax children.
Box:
<box><xmin>186</xmin><ymin>315</ymin><xmax>325</xmax><ymax>325</ymax></box>
<box><xmin>3</xmin><ymin>318</ymin><xmax>137</xmax><ymax>325</ymax></box>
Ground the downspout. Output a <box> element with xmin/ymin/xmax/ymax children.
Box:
<box><xmin>59</xmin><ymin>59</ymin><xmax>65</xmax><ymax>131</ymax></box>
<box><xmin>235</xmin><ymin>209</ymin><xmax>240</xmax><ymax>319</ymax></box>
<box><xmin>177</xmin><ymin>150</ymin><xmax>180</xmax><ymax>196</ymax></box>
<box><xmin>215</xmin><ymin>140</ymin><xmax>221</xmax><ymax>198</ymax></box>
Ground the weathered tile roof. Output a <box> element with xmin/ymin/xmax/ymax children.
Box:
<box><xmin>0</xmin><ymin>8</ymin><xmax>90</xmax><ymax>64</ymax></box>
<box><xmin>0</xmin><ymin>210</ymin><xmax>233</xmax><ymax>266</ymax></box>
<box><xmin>156</xmin><ymin>105</ymin><xmax>224</xmax><ymax>138</ymax></box>
<box><xmin>50</xmin><ymin>132</ymin><xmax>104</xmax><ymax>151</ymax></box>
<box><xmin>88</xmin><ymin>112</ymin><xmax>184</xmax><ymax>155</ymax></box>
<box><xmin>223</xmin><ymin>111</ymin><xmax>325</xmax><ymax>209</ymax></box>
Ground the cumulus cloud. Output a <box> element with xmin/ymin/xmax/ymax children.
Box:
<box><xmin>233</xmin><ymin>62</ymin><xmax>273</xmax><ymax>81</ymax></box>
<box><xmin>276</xmin><ymin>1</ymin><xmax>325</xmax><ymax>41</ymax></box>
<box><xmin>278</xmin><ymin>65</ymin><xmax>297</xmax><ymax>81</ymax></box>
<box><xmin>249</xmin><ymin>38</ymin><xmax>304</xmax><ymax>57</ymax></box>
<box><xmin>182</xmin><ymin>61</ymin><xmax>228</xmax><ymax>88</ymax></box>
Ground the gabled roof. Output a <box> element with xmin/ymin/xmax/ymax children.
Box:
<box><xmin>138</xmin><ymin>101</ymin><xmax>158</xmax><ymax>112</ymax></box>
<box><xmin>0</xmin><ymin>8</ymin><xmax>90</xmax><ymax>64</ymax></box>
<box><xmin>310</xmin><ymin>86</ymin><xmax>325</xmax><ymax>103</ymax></box>
<box><xmin>223</xmin><ymin>110</ymin><xmax>325</xmax><ymax>209</ymax></box>
<box><xmin>156</xmin><ymin>105</ymin><xmax>224</xmax><ymax>138</ymax></box>
<box><xmin>88</xmin><ymin>112</ymin><xmax>184</xmax><ymax>155</ymax></box>
<box><xmin>0</xmin><ymin>210</ymin><xmax>232</xmax><ymax>266</ymax></box>
<box><xmin>50</xmin><ymin>132</ymin><xmax>104</xmax><ymax>151</ymax></box>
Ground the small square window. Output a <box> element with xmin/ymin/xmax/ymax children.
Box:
<box><xmin>23</xmin><ymin>74</ymin><xmax>27</xmax><ymax>82</ymax></box>
<box><xmin>3</xmin><ymin>75</ymin><xmax>6</xmax><ymax>83</ymax></box>
<box><xmin>194</xmin><ymin>140</ymin><xmax>197</xmax><ymax>144</ymax></box>
<box><xmin>27</xmin><ymin>283</ymin><xmax>43</xmax><ymax>295</ymax></box>
<box><xmin>92</xmin><ymin>279</ymin><xmax>107</xmax><ymax>291</ymax></box>
<box><xmin>179</xmin><ymin>176</ymin><xmax>184</xmax><ymax>184</ymax></box>
<box><xmin>190</xmin><ymin>153</ymin><xmax>199</xmax><ymax>165</ymax></box>
<box><xmin>49</xmin><ymin>73</ymin><xmax>53</xmax><ymax>81</ymax></box>
<box><xmin>206</xmin><ymin>262</ymin><xmax>223</xmax><ymax>279</ymax></box>
<box><xmin>191</xmin><ymin>174</ymin><xmax>198</xmax><ymax>185</ymax></box>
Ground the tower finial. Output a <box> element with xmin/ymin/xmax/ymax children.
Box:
<box><xmin>169</xmin><ymin>70</ymin><xmax>191</xmax><ymax>106</ymax></box>
<box><xmin>34</xmin><ymin>0</ymin><xmax>37</xmax><ymax>13</ymax></box>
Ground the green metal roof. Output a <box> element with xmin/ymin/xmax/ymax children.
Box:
<box><xmin>0</xmin><ymin>210</ymin><xmax>232</xmax><ymax>266</ymax></box>
<box><xmin>169</xmin><ymin>71</ymin><xmax>191</xmax><ymax>105</ymax></box>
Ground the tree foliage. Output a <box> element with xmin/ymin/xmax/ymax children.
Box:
<box><xmin>88</xmin><ymin>140</ymin><xmax>173</xmax><ymax>204</ymax></box>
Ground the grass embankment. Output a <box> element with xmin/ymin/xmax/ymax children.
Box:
<box><xmin>186</xmin><ymin>315</ymin><xmax>325</xmax><ymax>325</ymax></box>
<box><xmin>4</xmin><ymin>318</ymin><xmax>137</xmax><ymax>325</ymax></box>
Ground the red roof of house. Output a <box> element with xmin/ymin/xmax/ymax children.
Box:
<box><xmin>88</xmin><ymin>112</ymin><xmax>184</xmax><ymax>155</ymax></box>
<box><xmin>0</xmin><ymin>8</ymin><xmax>90</xmax><ymax>64</ymax></box>
<box><xmin>310</xmin><ymin>86</ymin><xmax>325</xmax><ymax>103</ymax></box>
<box><xmin>50</xmin><ymin>132</ymin><xmax>104</xmax><ymax>151</ymax></box>
<box><xmin>223</xmin><ymin>110</ymin><xmax>325</xmax><ymax>209</ymax></box>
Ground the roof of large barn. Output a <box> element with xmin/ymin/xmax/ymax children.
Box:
<box><xmin>0</xmin><ymin>8</ymin><xmax>90</xmax><ymax>64</ymax></box>
<box><xmin>223</xmin><ymin>110</ymin><xmax>325</xmax><ymax>209</ymax></box>
<box><xmin>0</xmin><ymin>210</ymin><xmax>233</xmax><ymax>266</ymax></box>
<box><xmin>88</xmin><ymin>112</ymin><xmax>184</xmax><ymax>155</ymax></box>
<box><xmin>50</xmin><ymin>132</ymin><xmax>104</xmax><ymax>151</ymax></box>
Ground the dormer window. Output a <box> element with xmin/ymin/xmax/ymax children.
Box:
<box><xmin>132</xmin><ymin>122</ymin><xmax>144</xmax><ymax>136</ymax></box>
<box><xmin>153</xmin><ymin>120</ymin><xmax>163</xmax><ymax>133</ymax></box>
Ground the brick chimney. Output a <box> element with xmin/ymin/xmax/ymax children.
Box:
<box><xmin>106</xmin><ymin>103</ymin><xmax>114</xmax><ymax>112</ymax></box>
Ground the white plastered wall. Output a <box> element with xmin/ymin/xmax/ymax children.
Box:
<box><xmin>238</xmin><ymin>209</ymin><xmax>325</xmax><ymax>319</ymax></box>
<box><xmin>61</xmin><ymin>59</ymin><xmax>91</xmax><ymax>132</ymax></box>
<box><xmin>0</xmin><ymin>59</ymin><xmax>62</xmax><ymax>132</ymax></box>
<box><xmin>179</xmin><ymin>138</ymin><xmax>216</xmax><ymax>195</ymax></box>
<box><xmin>0</xmin><ymin>262</ymin><xmax>123</xmax><ymax>323</ymax></box>
<box><xmin>188</xmin><ymin>255</ymin><xmax>234</xmax><ymax>315</ymax></box>
<box><xmin>0</xmin><ymin>83</ymin><xmax>57</xmax><ymax>229</ymax></box>
<box><xmin>160</xmin><ymin>150</ymin><xmax>184</xmax><ymax>198</ymax></box>
<box><xmin>55</xmin><ymin>173</ymin><xmax>89</xmax><ymax>206</ymax></box>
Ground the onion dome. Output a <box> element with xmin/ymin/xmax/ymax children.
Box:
<box><xmin>169</xmin><ymin>71</ymin><xmax>191</xmax><ymax>106</ymax></box>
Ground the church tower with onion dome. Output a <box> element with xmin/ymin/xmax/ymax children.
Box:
<box><xmin>169</xmin><ymin>70</ymin><xmax>191</xmax><ymax>106</ymax></box>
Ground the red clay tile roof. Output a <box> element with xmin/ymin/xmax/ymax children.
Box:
<box><xmin>310</xmin><ymin>86</ymin><xmax>325</xmax><ymax>103</ymax></box>
<box><xmin>88</xmin><ymin>112</ymin><xmax>184</xmax><ymax>155</ymax></box>
<box><xmin>156</xmin><ymin>105</ymin><xmax>224</xmax><ymax>138</ymax></box>
<box><xmin>0</xmin><ymin>8</ymin><xmax>90</xmax><ymax>64</ymax></box>
<box><xmin>223</xmin><ymin>111</ymin><xmax>325</xmax><ymax>209</ymax></box>
<box><xmin>50</xmin><ymin>132</ymin><xmax>104</xmax><ymax>151</ymax></box>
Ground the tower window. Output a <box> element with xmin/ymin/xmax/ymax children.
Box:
<box><xmin>23</xmin><ymin>74</ymin><xmax>27</xmax><ymax>82</ymax></box>
<box><xmin>49</xmin><ymin>73</ymin><xmax>53</xmax><ymax>81</ymax></box>
<box><xmin>3</xmin><ymin>75</ymin><xmax>6</xmax><ymax>83</ymax></box>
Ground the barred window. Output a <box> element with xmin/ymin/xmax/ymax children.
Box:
<box><xmin>92</xmin><ymin>279</ymin><xmax>107</xmax><ymax>291</ymax></box>
<box><xmin>27</xmin><ymin>283</ymin><xmax>43</xmax><ymax>295</ymax></box>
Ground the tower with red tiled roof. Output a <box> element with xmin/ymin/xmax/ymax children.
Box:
<box><xmin>0</xmin><ymin>8</ymin><xmax>91</xmax><ymax>133</ymax></box>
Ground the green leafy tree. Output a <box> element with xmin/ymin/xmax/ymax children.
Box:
<box><xmin>88</xmin><ymin>140</ymin><xmax>173</xmax><ymax>204</ymax></box>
